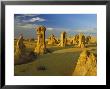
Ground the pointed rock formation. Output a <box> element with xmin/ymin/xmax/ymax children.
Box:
<box><xmin>72</xmin><ymin>50</ymin><xmax>97</xmax><ymax>76</ymax></box>
<box><xmin>47</xmin><ymin>34</ymin><xmax>58</xmax><ymax>45</ymax></box>
<box><xmin>15</xmin><ymin>34</ymin><xmax>25</xmax><ymax>60</ymax></box>
<box><xmin>86</xmin><ymin>36</ymin><xmax>91</xmax><ymax>44</ymax></box>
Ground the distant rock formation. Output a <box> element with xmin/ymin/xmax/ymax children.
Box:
<box><xmin>58</xmin><ymin>31</ymin><xmax>67</xmax><ymax>47</ymax></box>
<box><xmin>85</xmin><ymin>36</ymin><xmax>91</xmax><ymax>44</ymax></box>
<box><xmin>77</xmin><ymin>33</ymin><xmax>86</xmax><ymax>48</ymax></box>
<box><xmin>72</xmin><ymin>34</ymin><xmax>79</xmax><ymax>45</ymax></box>
<box><xmin>89</xmin><ymin>36</ymin><xmax>97</xmax><ymax>44</ymax></box>
<box><xmin>66</xmin><ymin>37</ymin><xmax>73</xmax><ymax>45</ymax></box>
<box><xmin>72</xmin><ymin>50</ymin><xmax>97</xmax><ymax>76</ymax></box>
<box><xmin>47</xmin><ymin>34</ymin><xmax>58</xmax><ymax>45</ymax></box>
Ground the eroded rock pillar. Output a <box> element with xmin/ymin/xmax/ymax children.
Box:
<box><xmin>47</xmin><ymin>34</ymin><xmax>58</xmax><ymax>45</ymax></box>
<box><xmin>60</xmin><ymin>31</ymin><xmax>66</xmax><ymax>47</ymax></box>
<box><xmin>34</xmin><ymin>26</ymin><xmax>46</xmax><ymax>55</ymax></box>
<box><xmin>77</xmin><ymin>33</ymin><xmax>85</xmax><ymax>48</ymax></box>
<box><xmin>15</xmin><ymin>34</ymin><xmax>25</xmax><ymax>59</ymax></box>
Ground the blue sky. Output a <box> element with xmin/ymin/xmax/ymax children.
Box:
<box><xmin>14</xmin><ymin>14</ymin><xmax>97</xmax><ymax>38</ymax></box>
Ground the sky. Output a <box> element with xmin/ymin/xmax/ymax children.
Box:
<box><xmin>14</xmin><ymin>14</ymin><xmax>97</xmax><ymax>39</ymax></box>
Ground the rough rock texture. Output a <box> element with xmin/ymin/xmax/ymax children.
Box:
<box><xmin>15</xmin><ymin>34</ymin><xmax>25</xmax><ymax>60</ymax></box>
<box><xmin>77</xmin><ymin>33</ymin><xmax>86</xmax><ymax>48</ymax></box>
<box><xmin>72</xmin><ymin>50</ymin><xmax>97</xmax><ymax>76</ymax></box>
<box><xmin>14</xmin><ymin>34</ymin><xmax>37</xmax><ymax>65</ymax></box>
<box><xmin>34</xmin><ymin>26</ymin><xmax>47</xmax><ymax>55</ymax></box>
<box><xmin>47</xmin><ymin>34</ymin><xmax>58</xmax><ymax>45</ymax></box>
<box><xmin>72</xmin><ymin>34</ymin><xmax>79</xmax><ymax>45</ymax></box>
<box><xmin>85</xmin><ymin>36</ymin><xmax>91</xmax><ymax>44</ymax></box>
<box><xmin>89</xmin><ymin>36</ymin><xmax>97</xmax><ymax>44</ymax></box>
<box><xmin>60</xmin><ymin>31</ymin><xmax>67</xmax><ymax>47</ymax></box>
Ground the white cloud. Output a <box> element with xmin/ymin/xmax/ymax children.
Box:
<box><xmin>22</xmin><ymin>17</ymin><xmax>46</xmax><ymax>23</ymax></box>
<box><xmin>47</xmin><ymin>28</ymin><xmax>54</xmax><ymax>31</ymax></box>
<box><xmin>29</xmin><ymin>17</ymin><xmax>46</xmax><ymax>22</ymax></box>
<box><xmin>15</xmin><ymin>14</ymin><xmax>45</xmax><ymax>23</ymax></box>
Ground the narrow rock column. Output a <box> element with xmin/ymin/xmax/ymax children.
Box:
<box><xmin>60</xmin><ymin>31</ymin><xmax>66</xmax><ymax>47</ymax></box>
<box><xmin>77</xmin><ymin>33</ymin><xmax>85</xmax><ymax>48</ymax></box>
<box><xmin>34</xmin><ymin>26</ymin><xmax>46</xmax><ymax>55</ymax></box>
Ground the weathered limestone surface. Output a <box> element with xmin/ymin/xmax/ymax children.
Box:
<box><xmin>77</xmin><ymin>33</ymin><xmax>86</xmax><ymax>48</ymax></box>
<box><xmin>14</xmin><ymin>34</ymin><xmax>37</xmax><ymax>65</ymax></box>
<box><xmin>73</xmin><ymin>50</ymin><xmax>97</xmax><ymax>76</ymax></box>
<box><xmin>89</xmin><ymin>36</ymin><xmax>97</xmax><ymax>44</ymax></box>
<box><xmin>73</xmin><ymin>34</ymin><xmax>79</xmax><ymax>45</ymax></box>
<box><xmin>86</xmin><ymin>36</ymin><xmax>91</xmax><ymax>44</ymax></box>
<box><xmin>15</xmin><ymin>34</ymin><xmax>25</xmax><ymax>59</ymax></box>
<box><xmin>60</xmin><ymin>31</ymin><xmax>67</xmax><ymax>47</ymax></box>
<box><xmin>66</xmin><ymin>37</ymin><xmax>73</xmax><ymax>45</ymax></box>
<box><xmin>34</xmin><ymin>26</ymin><xmax>46</xmax><ymax>55</ymax></box>
<box><xmin>47</xmin><ymin>34</ymin><xmax>58</xmax><ymax>45</ymax></box>
<box><xmin>72</xmin><ymin>36</ymin><xmax>76</xmax><ymax>45</ymax></box>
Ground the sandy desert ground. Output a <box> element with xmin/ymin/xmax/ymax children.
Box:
<box><xmin>14</xmin><ymin>39</ymin><xmax>96</xmax><ymax>76</ymax></box>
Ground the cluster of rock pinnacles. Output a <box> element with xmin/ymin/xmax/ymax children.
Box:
<box><xmin>14</xmin><ymin>26</ymin><xmax>96</xmax><ymax>75</ymax></box>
